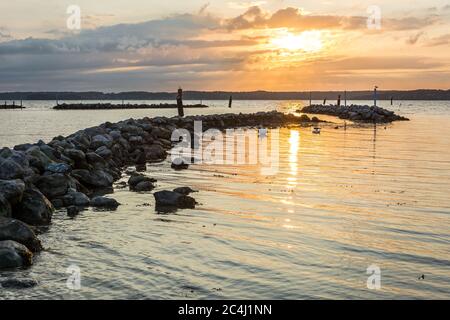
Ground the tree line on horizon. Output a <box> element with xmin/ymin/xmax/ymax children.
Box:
<box><xmin>1</xmin><ymin>89</ymin><xmax>450</xmax><ymax>101</ymax></box>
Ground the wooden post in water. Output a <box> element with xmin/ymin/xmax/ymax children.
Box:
<box><xmin>228</xmin><ymin>95</ymin><xmax>232</xmax><ymax>108</ymax></box>
<box><xmin>176</xmin><ymin>88</ymin><xmax>184</xmax><ymax>117</ymax></box>
<box><xmin>344</xmin><ymin>90</ymin><xmax>347</xmax><ymax>107</ymax></box>
<box><xmin>309</xmin><ymin>92</ymin><xmax>312</xmax><ymax>106</ymax></box>
<box><xmin>374</xmin><ymin>86</ymin><xmax>378</xmax><ymax>107</ymax></box>
<box><xmin>337</xmin><ymin>95</ymin><xmax>341</xmax><ymax>107</ymax></box>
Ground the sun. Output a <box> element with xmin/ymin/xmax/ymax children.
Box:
<box><xmin>271</xmin><ymin>30</ymin><xmax>323</xmax><ymax>52</ymax></box>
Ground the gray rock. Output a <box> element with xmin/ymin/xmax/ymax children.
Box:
<box><xmin>12</xmin><ymin>187</ymin><xmax>54</xmax><ymax>225</ymax></box>
<box><xmin>0</xmin><ymin>194</ymin><xmax>12</xmax><ymax>218</ymax></box>
<box><xmin>91</xmin><ymin>134</ymin><xmax>113</xmax><ymax>149</ymax></box>
<box><xmin>25</xmin><ymin>146</ymin><xmax>53</xmax><ymax>168</ymax></box>
<box><xmin>64</xmin><ymin>191</ymin><xmax>90</xmax><ymax>207</ymax></box>
<box><xmin>0</xmin><ymin>179</ymin><xmax>25</xmax><ymax>205</ymax></box>
<box><xmin>72</xmin><ymin>169</ymin><xmax>113</xmax><ymax>188</ymax></box>
<box><xmin>0</xmin><ymin>158</ymin><xmax>24</xmax><ymax>180</ymax></box>
<box><xmin>95</xmin><ymin>146</ymin><xmax>112</xmax><ymax>159</ymax></box>
<box><xmin>90</xmin><ymin>196</ymin><xmax>120</xmax><ymax>209</ymax></box>
<box><xmin>144</xmin><ymin>144</ymin><xmax>167</xmax><ymax>161</ymax></box>
<box><xmin>0</xmin><ymin>217</ymin><xmax>42</xmax><ymax>252</ymax></box>
<box><xmin>154</xmin><ymin>190</ymin><xmax>196</xmax><ymax>209</ymax></box>
<box><xmin>64</xmin><ymin>149</ymin><xmax>86</xmax><ymax>162</ymax></box>
<box><xmin>46</xmin><ymin>163</ymin><xmax>71</xmax><ymax>174</ymax></box>
<box><xmin>35</xmin><ymin>173</ymin><xmax>70</xmax><ymax>199</ymax></box>
<box><xmin>0</xmin><ymin>240</ymin><xmax>33</xmax><ymax>269</ymax></box>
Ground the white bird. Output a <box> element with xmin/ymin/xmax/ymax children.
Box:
<box><xmin>312</xmin><ymin>127</ymin><xmax>321</xmax><ymax>134</ymax></box>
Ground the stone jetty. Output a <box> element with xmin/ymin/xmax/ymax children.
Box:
<box><xmin>0</xmin><ymin>105</ymin><xmax>24</xmax><ymax>110</ymax></box>
<box><xmin>53</xmin><ymin>103</ymin><xmax>208</xmax><ymax>110</ymax></box>
<box><xmin>299</xmin><ymin>104</ymin><xmax>409</xmax><ymax>123</ymax></box>
<box><xmin>0</xmin><ymin>110</ymin><xmax>317</xmax><ymax>269</ymax></box>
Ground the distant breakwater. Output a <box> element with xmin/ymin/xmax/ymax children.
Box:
<box><xmin>53</xmin><ymin>103</ymin><xmax>208</xmax><ymax>110</ymax></box>
<box><xmin>0</xmin><ymin>105</ymin><xmax>24</xmax><ymax>110</ymax></box>
<box><xmin>0</xmin><ymin>110</ymin><xmax>320</xmax><ymax>272</ymax></box>
<box><xmin>300</xmin><ymin>104</ymin><xmax>409</xmax><ymax>123</ymax></box>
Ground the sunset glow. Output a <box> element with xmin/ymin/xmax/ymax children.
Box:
<box><xmin>271</xmin><ymin>31</ymin><xmax>323</xmax><ymax>52</ymax></box>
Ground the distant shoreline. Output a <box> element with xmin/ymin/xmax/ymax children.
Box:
<box><xmin>1</xmin><ymin>89</ymin><xmax>450</xmax><ymax>101</ymax></box>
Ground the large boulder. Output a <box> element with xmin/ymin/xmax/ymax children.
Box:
<box><xmin>0</xmin><ymin>194</ymin><xmax>12</xmax><ymax>218</ymax></box>
<box><xmin>153</xmin><ymin>190</ymin><xmax>196</xmax><ymax>209</ymax></box>
<box><xmin>0</xmin><ymin>179</ymin><xmax>25</xmax><ymax>205</ymax></box>
<box><xmin>12</xmin><ymin>187</ymin><xmax>54</xmax><ymax>225</ymax></box>
<box><xmin>72</xmin><ymin>169</ymin><xmax>113</xmax><ymax>188</ymax></box>
<box><xmin>0</xmin><ymin>158</ymin><xmax>24</xmax><ymax>180</ymax></box>
<box><xmin>35</xmin><ymin>173</ymin><xmax>71</xmax><ymax>199</ymax></box>
<box><xmin>0</xmin><ymin>240</ymin><xmax>33</xmax><ymax>269</ymax></box>
<box><xmin>0</xmin><ymin>217</ymin><xmax>42</xmax><ymax>252</ymax></box>
<box><xmin>25</xmin><ymin>146</ymin><xmax>53</xmax><ymax>168</ymax></box>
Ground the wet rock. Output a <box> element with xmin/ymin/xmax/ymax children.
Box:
<box><xmin>85</xmin><ymin>152</ymin><xmax>106</xmax><ymax>166</ymax></box>
<box><xmin>67</xmin><ymin>206</ymin><xmax>80</xmax><ymax>217</ymax></box>
<box><xmin>0</xmin><ymin>217</ymin><xmax>42</xmax><ymax>252</ymax></box>
<box><xmin>0</xmin><ymin>240</ymin><xmax>33</xmax><ymax>269</ymax></box>
<box><xmin>63</xmin><ymin>191</ymin><xmax>90</xmax><ymax>207</ymax></box>
<box><xmin>173</xmin><ymin>187</ymin><xmax>197</xmax><ymax>195</ymax></box>
<box><xmin>0</xmin><ymin>179</ymin><xmax>25</xmax><ymax>205</ymax></box>
<box><xmin>91</xmin><ymin>134</ymin><xmax>114</xmax><ymax>149</ymax></box>
<box><xmin>128</xmin><ymin>174</ymin><xmax>156</xmax><ymax>191</ymax></box>
<box><xmin>35</xmin><ymin>173</ymin><xmax>71</xmax><ymax>199</ymax></box>
<box><xmin>299</xmin><ymin>114</ymin><xmax>310</xmax><ymax>122</ymax></box>
<box><xmin>0</xmin><ymin>278</ymin><xmax>38</xmax><ymax>289</ymax></box>
<box><xmin>0</xmin><ymin>194</ymin><xmax>12</xmax><ymax>218</ymax></box>
<box><xmin>45</xmin><ymin>163</ymin><xmax>71</xmax><ymax>174</ymax></box>
<box><xmin>90</xmin><ymin>196</ymin><xmax>120</xmax><ymax>209</ymax></box>
<box><xmin>144</xmin><ymin>144</ymin><xmax>167</xmax><ymax>161</ymax></box>
<box><xmin>72</xmin><ymin>169</ymin><xmax>113</xmax><ymax>188</ymax></box>
<box><xmin>154</xmin><ymin>190</ymin><xmax>196</xmax><ymax>209</ymax></box>
<box><xmin>25</xmin><ymin>146</ymin><xmax>53</xmax><ymax>168</ymax></box>
<box><xmin>171</xmin><ymin>159</ymin><xmax>189</xmax><ymax>170</ymax></box>
<box><xmin>133</xmin><ymin>181</ymin><xmax>155</xmax><ymax>192</ymax></box>
<box><xmin>95</xmin><ymin>146</ymin><xmax>112</xmax><ymax>159</ymax></box>
<box><xmin>12</xmin><ymin>187</ymin><xmax>54</xmax><ymax>225</ymax></box>
<box><xmin>0</xmin><ymin>158</ymin><xmax>24</xmax><ymax>180</ymax></box>
<box><xmin>64</xmin><ymin>149</ymin><xmax>85</xmax><ymax>162</ymax></box>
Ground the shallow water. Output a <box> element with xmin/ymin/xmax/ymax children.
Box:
<box><xmin>0</xmin><ymin>100</ymin><xmax>449</xmax><ymax>299</ymax></box>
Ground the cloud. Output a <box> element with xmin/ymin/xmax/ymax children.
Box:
<box><xmin>224</xmin><ymin>6</ymin><xmax>440</xmax><ymax>32</ymax></box>
<box><xmin>427</xmin><ymin>33</ymin><xmax>450</xmax><ymax>46</ymax></box>
<box><xmin>0</xmin><ymin>27</ymin><xmax>12</xmax><ymax>41</ymax></box>
<box><xmin>406</xmin><ymin>31</ymin><xmax>424</xmax><ymax>45</ymax></box>
<box><xmin>227</xmin><ymin>1</ymin><xmax>267</xmax><ymax>10</ymax></box>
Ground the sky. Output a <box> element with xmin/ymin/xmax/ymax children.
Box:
<box><xmin>0</xmin><ymin>0</ymin><xmax>449</xmax><ymax>92</ymax></box>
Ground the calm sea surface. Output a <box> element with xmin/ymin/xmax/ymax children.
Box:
<box><xmin>0</xmin><ymin>100</ymin><xmax>449</xmax><ymax>299</ymax></box>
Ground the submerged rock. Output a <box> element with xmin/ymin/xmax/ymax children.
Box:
<box><xmin>0</xmin><ymin>217</ymin><xmax>42</xmax><ymax>252</ymax></box>
<box><xmin>173</xmin><ymin>187</ymin><xmax>197</xmax><ymax>195</ymax></box>
<box><xmin>0</xmin><ymin>278</ymin><xmax>38</xmax><ymax>289</ymax></box>
<box><xmin>90</xmin><ymin>196</ymin><xmax>120</xmax><ymax>209</ymax></box>
<box><xmin>128</xmin><ymin>174</ymin><xmax>156</xmax><ymax>192</ymax></box>
<box><xmin>154</xmin><ymin>190</ymin><xmax>196</xmax><ymax>209</ymax></box>
<box><xmin>0</xmin><ymin>240</ymin><xmax>33</xmax><ymax>269</ymax></box>
<box><xmin>67</xmin><ymin>206</ymin><xmax>80</xmax><ymax>217</ymax></box>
